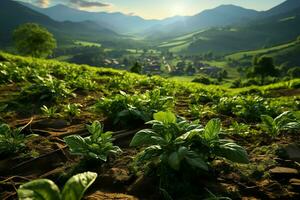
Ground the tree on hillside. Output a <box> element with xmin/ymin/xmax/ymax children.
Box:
<box><xmin>13</xmin><ymin>23</ymin><xmax>57</xmax><ymax>58</ymax></box>
<box><xmin>252</xmin><ymin>56</ymin><xmax>277</xmax><ymax>84</ymax></box>
<box><xmin>297</xmin><ymin>36</ymin><xmax>300</xmax><ymax>43</ymax></box>
<box><xmin>288</xmin><ymin>67</ymin><xmax>300</xmax><ymax>78</ymax></box>
<box><xmin>130</xmin><ymin>62</ymin><xmax>142</xmax><ymax>74</ymax></box>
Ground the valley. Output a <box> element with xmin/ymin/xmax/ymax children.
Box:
<box><xmin>0</xmin><ymin>0</ymin><xmax>300</xmax><ymax>199</ymax></box>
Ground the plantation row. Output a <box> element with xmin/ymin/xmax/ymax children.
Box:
<box><xmin>0</xmin><ymin>52</ymin><xmax>300</xmax><ymax>199</ymax></box>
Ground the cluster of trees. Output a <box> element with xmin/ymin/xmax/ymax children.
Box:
<box><xmin>232</xmin><ymin>55</ymin><xmax>300</xmax><ymax>88</ymax></box>
<box><xmin>247</xmin><ymin>56</ymin><xmax>278</xmax><ymax>84</ymax></box>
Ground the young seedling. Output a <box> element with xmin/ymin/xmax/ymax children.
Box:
<box><xmin>41</xmin><ymin>105</ymin><xmax>59</xmax><ymax>118</ymax></box>
<box><xmin>261</xmin><ymin>111</ymin><xmax>300</xmax><ymax>138</ymax></box>
<box><xmin>64</xmin><ymin>121</ymin><xmax>122</xmax><ymax>161</ymax></box>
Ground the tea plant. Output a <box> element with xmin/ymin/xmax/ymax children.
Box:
<box><xmin>260</xmin><ymin>111</ymin><xmax>300</xmax><ymax>138</ymax></box>
<box><xmin>17</xmin><ymin>171</ymin><xmax>97</xmax><ymax>200</ymax></box>
<box><xmin>41</xmin><ymin>105</ymin><xmax>59</xmax><ymax>118</ymax></box>
<box><xmin>130</xmin><ymin>111</ymin><xmax>248</xmax><ymax>197</ymax></box>
<box><xmin>94</xmin><ymin>89</ymin><xmax>173</xmax><ymax>126</ymax></box>
<box><xmin>228</xmin><ymin>121</ymin><xmax>250</xmax><ymax>136</ymax></box>
<box><xmin>64</xmin><ymin>121</ymin><xmax>122</xmax><ymax>161</ymax></box>
<box><xmin>131</xmin><ymin>111</ymin><xmax>248</xmax><ymax>171</ymax></box>
<box><xmin>63</xmin><ymin>103</ymin><xmax>82</xmax><ymax>120</ymax></box>
<box><xmin>0</xmin><ymin>122</ymin><xmax>36</xmax><ymax>156</ymax></box>
<box><xmin>214</xmin><ymin>97</ymin><xmax>237</xmax><ymax>116</ymax></box>
<box><xmin>68</xmin><ymin>73</ymin><xmax>97</xmax><ymax>91</ymax></box>
<box><xmin>214</xmin><ymin>96</ymin><xmax>277</xmax><ymax>122</ymax></box>
<box><xmin>0</xmin><ymin>62</ymin><xmax>27</xmax><ymax>84</ymax></box>
<box><xmin>234</xmin><ymin>96</ymin><xmax>276</xmax><ymax>122</ymax></box>
<box><xmin>21</xmin><ymin>75</ymin><xmax>74</xmax><ymax>102</ymax></box>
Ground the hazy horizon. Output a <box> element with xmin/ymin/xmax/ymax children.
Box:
<box><xmin>19</xmin><ymin>0</ymin><xmax>286</xmax><ymax>20</ymax></box>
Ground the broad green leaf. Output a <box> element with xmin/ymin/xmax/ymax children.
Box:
<box><xmin>130</xmin><ymin>129</ymin><xmax>156</xmax><ymax>147</ymax></box>
<box><xmin>176</xmin><ymin>129</ymin><xmax>203</xmax><ymax>141</ymax></box>
<box><xmin>261</xmin><ymin>115</ymin><xmax>275</xmax><ymax>128</ymax></box>
<box><xmin>203</xmin><ymin>119</ymin><xmax>221</xmax><ymax>142</ymax></box>
<box><xmin>274</xmin><ymin>111</ymin><xmax>294</xmax><ymax>125</ymax></box>
<box><xmin>168</xmin><ymin>151</ymin><xmax>181</xmax><ymax>170</ymax></box>
<box><xmin>137</xmin><ymin>145</ymin><xmax>162</xmax><ymax>163</ymax></box>
<box><xmin>215</xmin><ymin>140</ymin><xmax>249</xmax><ymax>164</ymax></box>
<box><xmin>18</xmin><ymin>179</ymin><xmax>61</xmax><ymax>200</ymax></box>
<box><xmin>261</xmin><ymin>115</ymin><xmax>277</xmax><ymax>136</ymax></box>
<box><xmin>86</xmin><ymin>121</ymin><xmax>102</xmax><ymax>137</ymax></box>
<box><xmin>64</xmin><ymin>135</ymin><xmax>89</xmax><ymax>155</ymax></box>
<box><xmin>61</xmin><ymin>172</ymin><xmax>97</xmax><ymax>200</ymax></box>
<box><xmin>177</xmin><ymin>146</ymin><xmax>189</xmax><ymax>159</ymax></box>
<box><xmin>282</xmin><ymin>122</ymin><xmax>300</xmax><ymax>131</ymax></box>
<box><xmin>153</xmin><ymin>111</ymin><xmax>176</xmax><ymax>124</ymax></box>
<box><xmin>185</xmin><ymin>151</ymin><xmax>208</xmax><ymax>171</ymax></box>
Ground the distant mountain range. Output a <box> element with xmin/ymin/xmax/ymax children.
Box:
<box><xmin>0</xmin><ymin>0</ymin><xmax>119</xmax><ymax>47</ymax></box>
<box><xmin>20</xmin><ymin>2</ymin><xmax>260</xmax><ymax>37</ymax></box>
<box><xmin>160</xmin><ymin>2</ymin><xmax>300</xmax><ymax>55</ymax></box>
<box><xmin>18</xmin><ymin>0</ymin><xmax>300</xmax><ymax>40</ymax></box>
<box><xmin>1</xmin><ymin>0</ymin><xmax>300</xmax><ymax>53</ymax></box>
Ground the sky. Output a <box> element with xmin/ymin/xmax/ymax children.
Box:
<box><xmin>21</xmin><ymin>0</ymin><xmax>286</xmax><ymax>19</ymax></box>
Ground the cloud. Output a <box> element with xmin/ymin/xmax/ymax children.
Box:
<box><xmin>69</xmin><ymin>0</ymin><xmax>111</xmax><ymax>8</ymax></box>
<box><xmin>35</xmin><ymin>0</ymin><xmax>50</xmax><ymax>7</ymax></box>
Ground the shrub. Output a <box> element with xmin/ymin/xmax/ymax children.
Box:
<box><xmin>192</xmin><ymin>75</ymin><xmax>212</xmax><ymax>85</ymax></box>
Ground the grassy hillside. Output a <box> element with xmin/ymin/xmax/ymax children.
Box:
<box><xmin>226</xmin><ymin>39</ymin><xmax>300</xmax><ymax>66</ymax></box>
<box><xmin>159</xmin><ymin>6</ymin><xmax>300</xmax><ymax>55</ymax></box>
<box><xmin>1</xmin><ymin>52</ymin><xmax>300</xmax><ymax>199</ymax></box>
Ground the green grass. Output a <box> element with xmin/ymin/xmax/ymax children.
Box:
<box><xmin>203</xmin><ymin>60</ymin><xmax>240</xmax><ymax>79</ymax></box>
<box><xmin>167</xmin><ymin>76</ymin><xmax>196</xmax><ymax>82</ymax></box>
<box><xmin>74</xmin><ymin>40</ymin><xmax>102</xmax><ymax>47</ymax></box>
<box><xmin>226</xmin><ymin>41</ymin><xmax>297</xmax><ymax>60</ymax></box>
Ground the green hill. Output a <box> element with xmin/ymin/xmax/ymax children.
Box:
<box><xmin>226</xmin><ymin>39</ymin><xmax>300</xmax><ymax>66</ymax></box>
<box><xmin>0</xmin><ymin>0</ymin><xmax>118</xmax><ymax>47</ymax></box>
<box><xmin>158</xmin><ymin>6</ymin><xmax>300</xmax><ymax>55</ymax></box>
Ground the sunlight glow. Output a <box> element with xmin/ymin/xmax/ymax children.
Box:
<box><xmin>170</xmin><ymin>3</ymin><xmax>188</xmax><ymax>16</ymax></box>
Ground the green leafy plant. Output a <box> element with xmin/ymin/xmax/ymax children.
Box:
<box><xmin>17</xmin><ymin>171</ymin><xmax>97</xmax><ymax>200</ymax></box>
<box><xmin>94</xmin><ymin>89</ymin><xmax>173</xmax><ymax>126</ymax></box>
<box><xmin>261</xmin><ymin>111</ymin><xmax>300</xmax><ymax>138</ymax></box>
<box><xmin>67</xmin><ymin>72</ymin><xmax>97</xmax><ymax>91</ymax></box>
<box><xmin>0</xmin><ymin>104</ymin><xmax>7</xmax><ymax>121</ymax></box>
<box><xmin>214</xmin><ymin>96</ymin><xmax>277</xmax><ymax>122</ymax></box>
<box><xmin>228</xmin><ymin>121</ymin><xmax>250</xmax><ymax>136</ymax></box>
<box><xmin>0</xmin><ymin>104</ymin><xmax>8</xmax><ymax>112</ymax></box>
<box><xmin>131</xmin><ymin>111</ymin><xmax>248</xmax><ymax>171</ymax></box>
<box><xmin>0</xmin><ymin>122</ymin><xmax>36</xmax><ymax>156</ymax></box>
<box><xmin>63</xmin><ymin>103</ymin><xmax>82</xmax><ymax>120</ymax></box>
<box><xmin>21</xmin><ymin>75</ymin><xmax>73</xmax><ymax>102</ymax></box>
<box><xmin>130</xmin><ymin>111</ymin><xmax>248</xmax><ymax>197</ymax></box>
<box><xmin>64</xmin><ymin>121</ymin><xmax>122</xmax><ymax>161</ymax></box>
<box><xmin>41</xmin><ymin>105</ymin><xmax>59</xmax><ymax>118</ymax></box>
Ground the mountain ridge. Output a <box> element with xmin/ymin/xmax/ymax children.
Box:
<box><xmin>0</xmin><ymin>0</ymin><xmax>119</xmax><ymax>47</ymax></box>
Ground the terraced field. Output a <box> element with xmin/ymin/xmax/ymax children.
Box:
<box><xmin>0</xmin><ymin>53</ymin><xmax>300</xmax><ymax>199</ymax></box>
